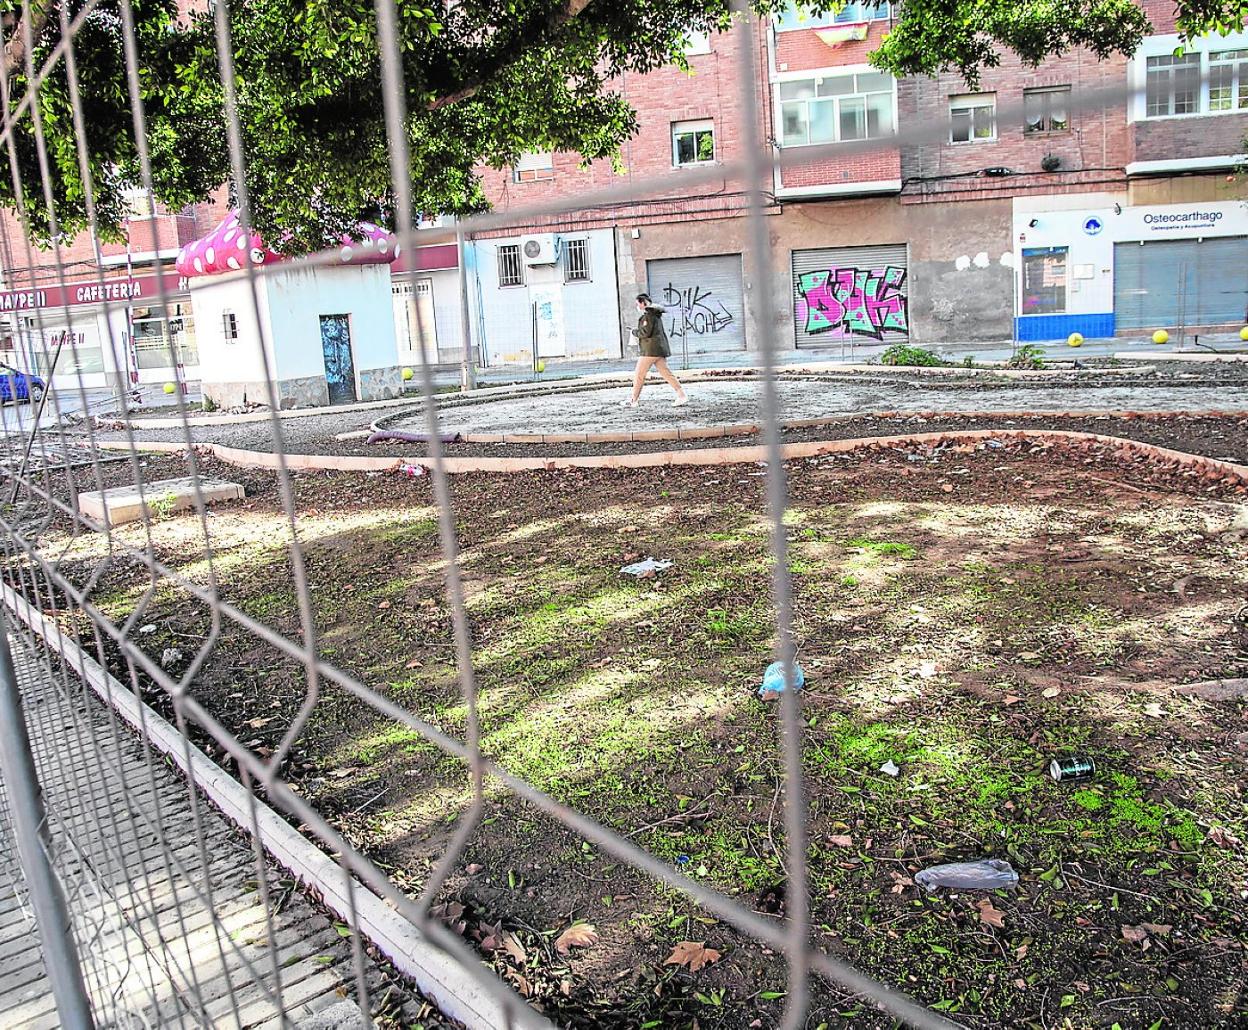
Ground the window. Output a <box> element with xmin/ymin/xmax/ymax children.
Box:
<box><xmin>775</xmin><ymin>2</ymin><xmax>890</xmax><ymax>31</ymax></box>
<box><xmin>779</xmin><ymin>71</ymin><xmax>894</xmax><ymax>146</ymax></box>
<box><xmin>1021</xmin><ymin>247</ymin><xmax>1068</xmax><ymax>315</ymax></box>
<box><xmin>1209</xmin><ymin>49</ymin><xmax>1248</xmax><ymax>111</ymax></box>
<box><xmin>563</xmin><ymin>238</ymin><xmax>590</xmax><ymax>283</ymax></box>
<box><xmin>222</xmin><ymin>310</ymin><xmax>238</xmax><ymax>342</ymax></box>
<box><xmin>683</xmin><ymin>29</ymin><xmax>712</xmax><ymax>55</ymax></box>
<box><xmin>950</xmin><ymin>93</ymin><xmax>996</xmax><ymax>143</ymax></box>
<box><xmin>672</xmin><ymin>119</ymin><xmax>716</xmax><ymax>166</ymax></box>
<box><xmin>1145</xmin><ymin>52</ymin><xmax>1200</xmax><ymax>116</ymax></box>
<box><xmin>497</xmin><ymin>244</ymin><xmax>524</xmax><ymax>287</ymax></box>
<box><xmin>513</xmin><ymin>152</ymin><xmax>554</xmax><ymax>183</ymax></box>
<box><xmin>1024</xmin><ymin>86</ymin><xmax>1070</xmax><ymax>133</ymax></box>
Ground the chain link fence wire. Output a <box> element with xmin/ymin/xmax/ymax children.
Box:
<box><xmin>0</xmin><ymin>2</ymin><xmax>1199</xmax><ymax>1027</ymax></box>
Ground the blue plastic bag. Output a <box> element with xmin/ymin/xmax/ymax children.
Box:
<box><xmin>759</xmin><ymin>660</ymin><xmax>804</xmax><ymax>700</ymax></box>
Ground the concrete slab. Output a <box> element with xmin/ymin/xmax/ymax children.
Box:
<box><xmin>77</xmin><ymin>475</ymin><xmax>244</xmax><ymax>527</ymax></box>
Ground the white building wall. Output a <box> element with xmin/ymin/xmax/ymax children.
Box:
<box><xmin>473</xmin><ymin>230</ymin><xmax>620</xmax><ymax>366</ymax></box>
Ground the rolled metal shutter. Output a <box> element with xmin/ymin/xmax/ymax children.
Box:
<box><xmin>1115</xmin><ymin>238</ymin><xmax>1248</xmax><ymax>330</ymax></box>
<box><xmin>646</xmin><ymin>254</ymin><xmax>746</xmax><ymax>354</ymax></box>
<box><xmin>791</xmin><ymin>243</ymin><xmax>909</xmax><ymax>348</ymax></box>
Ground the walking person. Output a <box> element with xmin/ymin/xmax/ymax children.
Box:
<box><xmin>622</xmin><ymin>294</ymin><xmax>689</xmax><ymax>407</ymax></box>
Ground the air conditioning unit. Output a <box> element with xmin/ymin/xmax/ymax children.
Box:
<box><xmin>520</xmin><ymin>234</ymin><xmax>560</xmax><ymax>266</ymax></box>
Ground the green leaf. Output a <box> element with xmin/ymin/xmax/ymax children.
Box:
<box><xmin>1060</xmin><ymin>994</ymin><xmax>1075</xmax><ymax>1008</ymax></box>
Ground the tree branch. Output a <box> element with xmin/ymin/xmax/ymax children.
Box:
<box><xmin>427</xmin><ymin>0</ymin><xmax>597</xmax><ymax>111</ymax></box>
<box><xmin>3</xmin><ymin>0</ymin><xmax>55</xmax><ymax>81</ymax></box>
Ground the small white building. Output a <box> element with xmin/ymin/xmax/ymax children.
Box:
<box><xmin>180</xmin><ymin>214</ymin><xmax>403</xmax><ymax>408</ymax></box>
<box><xmin>468</xmin><ymin>229</ymin><xmax>622</xmax><ymax>365</ymax></box>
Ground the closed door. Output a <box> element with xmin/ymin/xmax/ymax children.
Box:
<box><xmin>392</xmin><ymin>279</ymin><xmax>438</xmax><ymax>362</ymax></box>
<box><xmin>792</xmin><ymin>244</ymin><xmax>909</xmax><ymax>347</ymax></box>
<box><xmin>1114</xmin><ymin>237</ymin><xmax>1248</xmax><ymax>330</ymax></box>
<box><xmin>646</xmin><ymin>255</ymin><xmax>746</xmax><ymax>353</ymax></box>
<box><xmin>319</xmin><ymin>314</ymin><xmax>357</xmax><ymax>405</ymax></box>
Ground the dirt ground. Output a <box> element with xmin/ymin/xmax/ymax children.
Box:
<box><xmin>22</xmin><ymin>436</ymin><xmax>1248</xmax><ymax>1029</ymax></box>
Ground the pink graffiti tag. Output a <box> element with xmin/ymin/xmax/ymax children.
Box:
<box><xmin>797</xmin><ymin>265</ymin><xmax>908</xmax><ymax>340</ymax></box>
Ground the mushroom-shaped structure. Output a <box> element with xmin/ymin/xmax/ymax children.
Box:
<box><xmin>176</xmin><ymin>211</ymin><xmax>398</xmax><ymax>278</ymax></box>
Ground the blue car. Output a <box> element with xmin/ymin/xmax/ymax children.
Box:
<box><xmin>0</xmin><ymin>362</ymin><xmax>46</xmax><ymax>404</ymax></box>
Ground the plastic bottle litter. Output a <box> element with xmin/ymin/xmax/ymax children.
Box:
<box><xmin>397</xmin><ymin>463</ymin><xmax>426</xmax><ymax>478</ymax></box>
<box><xmin>758</xmin><ymin>660</ymin><xmax>805</xmax><ymax>700</ymax></box>
<box><xmin>620</xmin><ymin>557</ymin><xmax>673</xmax><ymax>578</ymax></box>
<box><xmin>913</xmin><ymin>858</ymin><xmax>1018</xmax><ymax>892</ymax></box>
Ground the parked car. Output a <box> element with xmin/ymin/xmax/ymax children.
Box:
<box><xmin>0</xmin><ymin>362</ymin><xmax>46</xmax><ymax>403</ymax></box>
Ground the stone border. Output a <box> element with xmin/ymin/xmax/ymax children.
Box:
<box><xmin>97</xmin><ymin>426</ymin><xmax>1248</xmax><ymax>488</ymax></box>
<box><xmin>0</xmin><ymin>583</ymin><xmax>549</xmax><ymax>1030</ymax></box>
<box><xmin>366</xmin><ymin>408</ymin><xmax>1248</xmax><ymax>448</ymax></box>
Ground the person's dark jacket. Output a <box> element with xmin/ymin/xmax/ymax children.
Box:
<box><xmin>636</xmin><ymin>305</ymin><xmax>671</xmax><ymax>358</ymax></box>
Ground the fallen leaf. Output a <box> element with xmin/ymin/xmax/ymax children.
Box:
<box><xmin>1002</xmin><ymin>695</ymin><xmax>1023</xmax><ymax>706</ymax></box>
<box><xmin>665</xmin><ymin>940</ymin><xmax>722</xmax><ymax>972</ymax></box>
<box><xmin>941</xmin><ymin>484</ymin><xmax>954</xmax><ymax>493</ymax></box>
<box><xmin>501</xmin><ymin>931</ymin><xmax>528</xmax><ymax>965</ymax></box>
<box><xmin>889</xmin><ymin>871</ymin><xmax>913</xmax><ymax>894</ymax></box>
<box><xmin>829</xmin><ymin>834</ymin><xmax>854</xmax><ymax>848</ymax></box>
<box><xmin>916</xmin><ymin>661</ymin><xmax>938</xmax><ymax>679</ymax></box>
<box><xmin>1143</xmin><ymin>702</ymin><xmax>1166</xmax><ymax>718</ymax></box>
<box><xmin>465</xmin><ymin>863</ymin><xmax>484</xmax><ymax>875</ymax></box>
<box><xmin>1121</xmin><ymin>924</ymin><xmax>1149</xmax><ymax>944</ymax></box>
<box><xmin>1018</xmin><ymin>651</ymin><xmax>1042</xmax><ymax>661</ymax></box>
<box><xmin>1208</xmin><ymin>826</ymin><xmax>1242</xmax><ymax>848</ymax></box>
<box><xmin>1141</xmin><ymin>923</ymin><xmax>1172</xmax><ymax>937</ymax></box>
<box><xmin>377</xmin><ymin>600</ymin><xmax>391</xmax><ymax>610</ymax></box>
<box><xmin>554</xmin><ymin>923</ymin><xmax>598</xmax><ymax>956</ymax></box>
<box><xmin>1015</xmin><ymin>943</ymin><xmax>1028</xmax><ymax>959</ymax></box>
<box><xmin>1042</xmin><ymin>687</ymin><xmax>1061</xmax><ymax>699</ymax></box>
<box><xmin>977</xmin><ymin>898</ymin><xmax>1006</xmax><ymax>929</ymax></box>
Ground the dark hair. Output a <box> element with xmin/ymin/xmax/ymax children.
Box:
<box><xmin>636</xmin><ymin>293</ymin><xmax>651</xmax><ymax>305</ymax></box>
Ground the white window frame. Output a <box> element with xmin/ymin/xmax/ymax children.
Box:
<box><xmin>775</xmin><ymin>66</ymin><xmax>896</xmax><ymax>148</ymax></box>
<box><xmin>497</xmin><ymin>244</ymin><xmax>525</xmax><ymax>288</ymax></box>
<box><xmin>563</xmin><ymin>238</ymin><xmax>591</xmax><ymax>283</ymax></box>
<box><xmin>774</xmin><ymin>1</ymin><xmax>890</xmax><ymax>32</ymax></box>
<box><xmin>1023</xmin><ymin>86</ymin><xmax>1071</xmax><ymax>134</ymax></box>
<box><xmin>221</xmin><ymin>310</ymin><xmax>238</xmax><ymax>342</ymax></box>
<box><xmin>949</xmin><ymin>92</ymin><xmax>997</xmax><ymax>144</ymax></box>
<box><xmin>1208</xmin><ymin>49</ymin><xmax>1248</xmax><ymax>112</ymax></box>
<box><xmin>512</xmin><ymin>151</ymin><xmax>554</xmax><ymax>183</ymax></box>
<box><xmin>683</xmin><ymin>29</ymin><xmax>712</xmax><ymax>55</ymax></box>
<box><xmin>1131</xmin><ymin>30</ymin><xmax>1248</xmax><ymax>121</ymax></box>
<box><xmin>672</xmin><ymin>119</ymin><xmax>716</xmax><ymax>167</ymax></box>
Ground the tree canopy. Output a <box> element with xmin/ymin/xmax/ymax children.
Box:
<box><xmin>0</xmin><ymin>0</ymin><xmax>1244</xmax><ymax>256</ymax></box>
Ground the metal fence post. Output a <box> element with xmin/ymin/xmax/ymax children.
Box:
<box><xmin>0</xmin><ymin>615</ymin><xmax>95</xmax><ymax>1029</ymax></box>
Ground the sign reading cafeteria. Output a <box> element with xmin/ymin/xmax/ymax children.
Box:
<box><xmin>0</xmin><ymin>270</ymin><xmax>187</xmax><ymax>312</ymax></box>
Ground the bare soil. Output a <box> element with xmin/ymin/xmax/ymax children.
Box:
<box><xmin>22</xmin><ymin>436</ymin><xmax>1248</xmax><ymax>1029</ymax></box>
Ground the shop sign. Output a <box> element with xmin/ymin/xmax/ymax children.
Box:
<box><xmin>0</xmin><ymin>271</ymin><xmax>188</xmax><ymax>313</ymax></box>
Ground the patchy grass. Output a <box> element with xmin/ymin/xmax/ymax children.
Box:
<box><xmin>31</xmin><ymin>444</ymin><xmax>1248</xmax><ymax>1029</ymax></box>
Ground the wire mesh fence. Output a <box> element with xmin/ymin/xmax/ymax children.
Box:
<box><xmin>0</xmin><ymin>2</ymin><xmax>1235</xmax><ymax>1029</ymax></box>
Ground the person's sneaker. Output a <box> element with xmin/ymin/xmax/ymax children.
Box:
<box><xmin>673</xmin><ymin>393</ymin><xmax>689</xmax><ymax>407</ymax></box>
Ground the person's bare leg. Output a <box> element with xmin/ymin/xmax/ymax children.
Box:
<box><xmin>628</xmin><ymin>357</ymin><xmax>658</xmax><ymax>403</ymax></box>
<box><xmin>653</xmin><ymin>358</ymin><xmax>687</xmax><ymax>402</ymax></box>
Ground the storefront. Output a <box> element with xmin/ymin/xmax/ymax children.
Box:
<box><xmin>1013</xmin><ymin>199</ymin><xmax>1248</xmax><ymax>341</ymax></box>
<box><xmin>0</xmin><ymin>269</ymin><xmax>192</xmax><ymax>389</ymax></box>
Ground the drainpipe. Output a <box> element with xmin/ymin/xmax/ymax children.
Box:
<box><xmin>457</xmin><ymin>223</ymin><xmax>476</xmax><ymax>391</ymax></box>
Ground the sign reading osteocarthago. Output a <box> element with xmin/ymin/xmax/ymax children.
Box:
<box><xmin>0</xmin><ymin>271</ymin><xmax>188</xmax><ymax>313</ymax></box>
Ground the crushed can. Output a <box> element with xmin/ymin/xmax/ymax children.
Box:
<box><xmin>1049</xmin><ymin>756</ymin><xmax>1096</xmax><ymax>782</ymax></box>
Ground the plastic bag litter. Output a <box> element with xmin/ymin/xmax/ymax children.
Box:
<box><xmin>620</xmin><ymin>557</ymin><xmax>672</xmax><ymax>577</ymax></box>
<box><xmin>913</xmin><ymin>859</ymin><xmax>1018</xmax><ymax>892</ymax></box>
<box><xmin>758</xmin><ymin>660</ymin><xmax>805</xmax><ymax>700</ymax></box>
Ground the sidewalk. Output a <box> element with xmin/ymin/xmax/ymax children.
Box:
<box><xmin>0</xmin><ymin>631</ymin><xmax>408</xmax><ymax>1029</ymax></box>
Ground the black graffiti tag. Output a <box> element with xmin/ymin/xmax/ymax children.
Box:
<box><xmin>660</xmin><ymin>283</ymin><xmax>735</xmax><ymax>339</ymax></box>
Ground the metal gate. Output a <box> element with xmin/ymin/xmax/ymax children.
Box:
<box><xmin>646</xmin><ymin>254</ymin><xmax>746</xmax><ymax>354</ymax></box>
<box><xmin>1114</xmin><ymin>237</ymin><xmax>1248</xmax><ymax>331</ymax></box>
<box><xmin>791</xmin><ymin>243</ymin><xmax>910</xmax><ymax>348</ymax></box>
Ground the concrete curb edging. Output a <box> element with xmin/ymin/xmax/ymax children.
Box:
<box><xmin>0</xmin><ymin>584</ymin><xmax>548</xmax><ymax>1030</ymax></box>
<box><xmin>99</xmin><ymin>426</ymin><xmax>1248</xmax><ymax>488</ymax></box>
